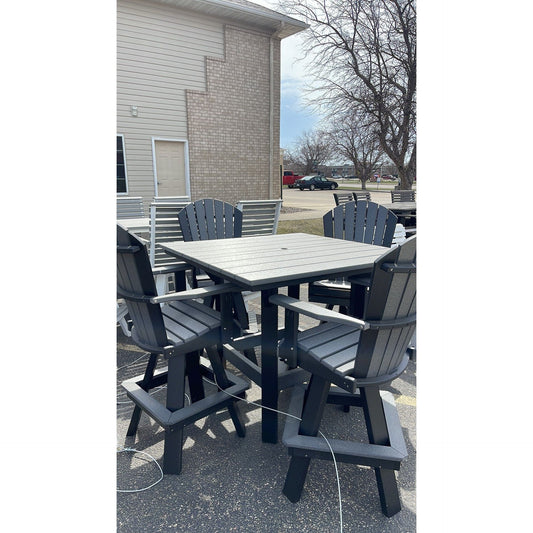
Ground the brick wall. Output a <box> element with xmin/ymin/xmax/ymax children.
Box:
<box><xmin>186</xmin><ymin>26</ymin><xmax>281</xmax><ymax>205</ymax></box>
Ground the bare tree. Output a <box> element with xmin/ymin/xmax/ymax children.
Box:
<box><xmin>328</xmin><ymin>112</ymin><xmax>384</xmax><ymax>190</ymax></box>
<box><xmin>288</xmin><ymin>130</ymin><xmax>334</xmax><ymax>175</ymax></box>
<box><xmin>281</xmin><ymin>0</ymin><xmax>416</xmax><ymax>189</ymax></box>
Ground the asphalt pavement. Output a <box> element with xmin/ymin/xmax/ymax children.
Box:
<box><xmin>279</xmin><ymin>186</ymin><xmax>399</xmax><ymax>220</ymax></box>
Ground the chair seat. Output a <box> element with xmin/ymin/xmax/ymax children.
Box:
<box><xmin>297</xmin><ymin>321</ymin><xmax>410</xmax><ymax>393</ymax></box>
<box><xmin>161</xmin><ymin>299</ymin><xmax>221</xmax><ymax>346</ymax></box>
<box><xmin>277</xmin><ymin>236</ymin><xmax>416</xmax><ymax>517</ymax></box>
<box><xmin>308</xmin><ymin>275</ymin><xmax>371</xmax><ymax>309</ymax></box>
<box><xmin>313</xmin><ymin>279</ymin><xmax>351</xmax><ymax>289</ymax></box>
<box><xmin>297</xmin><ymin>322</ymin><xmax>361</xmax><ymax>392</ymax></box>
<box><xmin>312</xmin><ymin>273</ymin><xmax>371</xmax><ymax>290</ymax></box>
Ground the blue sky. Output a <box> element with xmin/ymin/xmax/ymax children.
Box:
<box><xmin>280</xmin><ymin>81</ymin><xmax>321</xmax><ymax>150</ymax></box>
<box><xmin>253</xmin><ymin>0</ymin><xmax>322</xmax><ymax>151</ymax></box>
<box><xmin>277</xmin><ymin>30</ymin><xmax>327</xmax><ymax>151</ymax></box>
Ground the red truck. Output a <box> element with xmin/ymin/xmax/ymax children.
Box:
<box><xmin>283</xmin><ymin>171</ymin><xmax>304</xmax><ymax>188</ymax></box>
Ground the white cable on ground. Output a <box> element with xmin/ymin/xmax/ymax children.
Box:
<box><xmin>115</xmin><ymin>363</ymin><xmax>343</xmax><ymax>531</ymax></box>
<box><xmin>207</xmin><ymin>376</ymin><xmax>343</xmax><ymax>533</ymax></box>
<box><xmin>116</xmin><ymin>353</ymin><xmax>191</xmax><ymax>405</ymax></box>
<box><xmin>117</xmin><ymin>352</ymin><xmax>150</xmax><ymax>372</ymax></box>
<box><xmin>116</xmin><ymin>447</ymin><xmax>164</xmax><ymax>493</ymax></box>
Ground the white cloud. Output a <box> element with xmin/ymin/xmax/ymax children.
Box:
<box><xmin>250</xmin><ymin>0</ymin><xmax>313</xmax><ymax>83</ymax></box>
<box><xmin>280</xmin><ymin>33</ymin><xmax>311</xmax><ymax>80</ymax></box>
<box><xmin>250</xmin><ymin>0</ymin><xmax>323</xmax><ymax>145</ymax></box>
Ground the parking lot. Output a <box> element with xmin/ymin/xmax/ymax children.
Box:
<box><xmin>279</xmin><ymin>187</ymin><xmax>395</xmax><ymax>220</ymax></box>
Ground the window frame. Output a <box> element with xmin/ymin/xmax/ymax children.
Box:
<box><xmin>117</xmin><ymin>134</ymin><xmax>128</xmax><ymax>195</ymax></box>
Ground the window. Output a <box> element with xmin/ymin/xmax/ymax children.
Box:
<box><xmin>117</xmin><ymin>135</ymin><xmax>127</xmax><ymax>193</ymax></box>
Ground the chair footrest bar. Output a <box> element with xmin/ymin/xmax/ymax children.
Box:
<box><xmin>223</xmin><ymin>344</ymin><xmax>309</xmax><ymax>389</ymax></box>
<box><xmin>327</xmin><ymin>387</ymin><xmax>364</xmax><ymax>407</ymax></box>
<box><xmin>230</xmin><ymin>327</ymin><xmax>288</xmax><ymax>351</ymax></box>
<box><xmin>282</xmin><ymin>386</ymin><xmax>407</xmax><ymax>470</ymax></box>
<box><xmin>224</xmin><ymin>344</ymin><xmax>262</xmax><ymax>384</ymax></box>
<box><xmin>122</xmin><ymin>370</ymin><xmax>249</xmax><ymax>430</ymax></box>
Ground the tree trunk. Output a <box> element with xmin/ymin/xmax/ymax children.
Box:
<box><xmin>397</xmin><ymin>167</ymin><xmax>413</xmax><ymax>190</ymax></box>
<box><xmin>361</xmin><ymin>171</ymin><xmax>372</xmax><ymax>191</ymax></box>
<box><xmin>396</xmin><ymin>144</ymin><xmax>416</xmax><ymax>190</ymax></box>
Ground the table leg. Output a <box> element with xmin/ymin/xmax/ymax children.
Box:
<box><xmin>220</xmin><ymin>290</ymin><xmax>233</xmax><ymax>344</ymax></box>
<box><xmin>280</xmin><ymin>284</ymin><xmax>300</xmax><ymax>369</ymax></box>
<box><xmin>349</xmin><ymin>281</ymin><xmax>367</xmax><ymax>319</ymax></box>
<box><xmin>261</xmin><ymin>287</ymin><xmax>278</xmax><ymax>443</ymax></box>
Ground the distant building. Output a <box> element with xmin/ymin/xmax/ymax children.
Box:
<box><xmin>117</xmin><ymin>0</ymin><xmax>307</xmax><ymax>209</ymax></box>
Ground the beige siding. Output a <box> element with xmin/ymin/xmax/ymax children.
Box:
<box><xmin>117</xmin><ymin>0</ymin><xmax>225</xmax><ymax>203</ymax></box>
<box><xmin>117</xmin><ymin>0</ymin><xmax>282</xmax><ymax>208</ymax></box>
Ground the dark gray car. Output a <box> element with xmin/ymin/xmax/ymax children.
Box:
<box><xmin>296</xmin><ymin>175</ymin><xmax>338</xmax><ymax>191</ymax></box>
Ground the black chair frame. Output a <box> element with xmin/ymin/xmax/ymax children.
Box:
<box><xmin>117</xmin><ymin>224</ymin><xmax>249</xmax><ymax>475</ymax></box>
<box><xmin>272</xmin><ymin>237</ymin><xmax>416</xmax><ymax>517</ymax></box>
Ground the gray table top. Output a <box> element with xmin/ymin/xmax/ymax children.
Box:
<box><xmin>161</xmin><ymin>233</ymin><xmax>387</xmax><ymax>290</ymax></box>
<box><xmin>116</xmin><ymin>217</ymin><xmax>150</xmax><ymax>233</ymax></box>
<box><xmin>382</xmin><ymin>202</ymin><xmax>416</xmax><ymax>212</ymax></box>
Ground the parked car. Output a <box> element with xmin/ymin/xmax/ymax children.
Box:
<box><xmin>295</xmin><ymin>175</ymin><xmax>339</xmax><ymax>191</ymax></box>
<box><xmin>282</xmin><ymin>170</ymin><xmax>304</xmax><ymax>187</ymax></box>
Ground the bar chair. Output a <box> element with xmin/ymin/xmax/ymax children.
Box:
<box><xmin>308</xmin><ymin>200</ymin><xmax>398</xmax><ymax>316</ymax></box>
<box><xmin>333</xmin><ymin>192</ymin><xmax>355</xmax><ymax>206</ymax></box>
<box><xmin>178</xmin><ymin>198</ymin><xmax>259</xmax><ymax>339</ymax></box>
<box><xmin>117</xmin><ymin>224</ymin><xmax>248</xmax><ymax>474</ymax></box>
<box><xmin>390</xmin><ymin>190</ymin><xmax>415</xmax><ymax>202</ymax></box>
<box><xmin>270</xmin><ymin>236</ymin><xmax>416</xmax><ymax>517</ymax></box>
<box><xmin>353</xmin><ymin>191</ymin><xmax>371</xmax><ymax>201</ymax></box>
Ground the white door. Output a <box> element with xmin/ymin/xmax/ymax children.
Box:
<box><xmin>154</xmin><ymin>140</ymin><xmax>188</xmax><ymax>196</ymax></box>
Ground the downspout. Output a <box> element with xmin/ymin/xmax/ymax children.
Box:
<box><xmin>270</xmin><ymin>23</ymin><xmax>284</xmax><ymax>199</ymax></box>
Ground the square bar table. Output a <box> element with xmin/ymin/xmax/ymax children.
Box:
<box><xmin>161</xmin><ymin>233</ymin><xmax>387</xmax><ymax>443</ymax></box>
<box><xmin>381</xmin><ymin>202</ymin><xmax>416</xmax><ymax>216</ymax></box>
<box><xmin>381</xmin><ymin>202</ymin><xmax>416</xmax><ymax>233</ymax></box>
<box><xmin>117</xmin><ymin>217</ymin><xmax>151</xmax><ymax>235</ymax></box>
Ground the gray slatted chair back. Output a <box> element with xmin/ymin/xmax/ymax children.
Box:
<box><xmin>353</xmin><ymin>191</ymin><xmax>371</xmax><ymax>202</ymax></box>
<box><xmin>117</xmin><ymin>224</ymin><xmax>221</xmax><ymax>351</ymax></box>
<box><xmin>391</xmin><ymin>190</ymin><xmax>415</xmax><ymax>202</ymax></box>
<box><xmin>117</xmin><ymin>224</ymin><xmax>248</xmax><ymax>476</ymax></box>
<box><xmin>354</xmin><ymin>236</ymin><xmax>416</xmax><ymax>381</ymax></box>
<box><xmin>178</xmin><ymin>199</ymin><xmax>242</xmax><ymax>242</ymax></box>
<box><xmin>323</xmin><ymin>200</ymin><xmax>398</xmax><ymax>247</ymax></box>
<box><xmin>117</xmin><ymin>224</ymin><xmax>168</xmax><ymax>352</ymax></box>
<box><xmin>333</xmin><ymin>192</ymin><xmax>354</xmax><ymax>206</ymax></box>
<box><xmin>236</xmin><ymin>199</ymin><xmax>282</xmax><ymax>236</ymax></box>
<box><xmin>277</xmin><ymin>237</ymin><xmax>416</xmax><ymax>517</ymax></box>
<box><xmin>149</xmin><ymin>201</ymin><xmax>190</xmax><ymax>268</ymax></box>
<box><xmin>117</xmin><ymin>196</ymin><xmax>145</xmax><ymax>219</ymax></box>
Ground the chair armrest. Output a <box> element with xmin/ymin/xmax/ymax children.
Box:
<box><xmin>151</xmin><ymin>262</ymin><xmax>189</xmax><ymax>276</ymax></box>
<box><xmin>269</xmin><ymin>294</ymin><xmax>368</xmax><ymax>330</ymax></box>
<box><xmin>150</xmin><ymin>283</ymin><xmax>239</xmax><ymax>304</ymax></box>
<box><xmin>135</xmin><ymin>235</ymin><xmax>150</xmax><ymax>246</ymax></box>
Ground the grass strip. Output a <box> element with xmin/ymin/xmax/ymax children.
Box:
<box><xmin>277</xmin><ymin>218</ymin><xmax>323</xmax><ymax>236</ymax></box>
